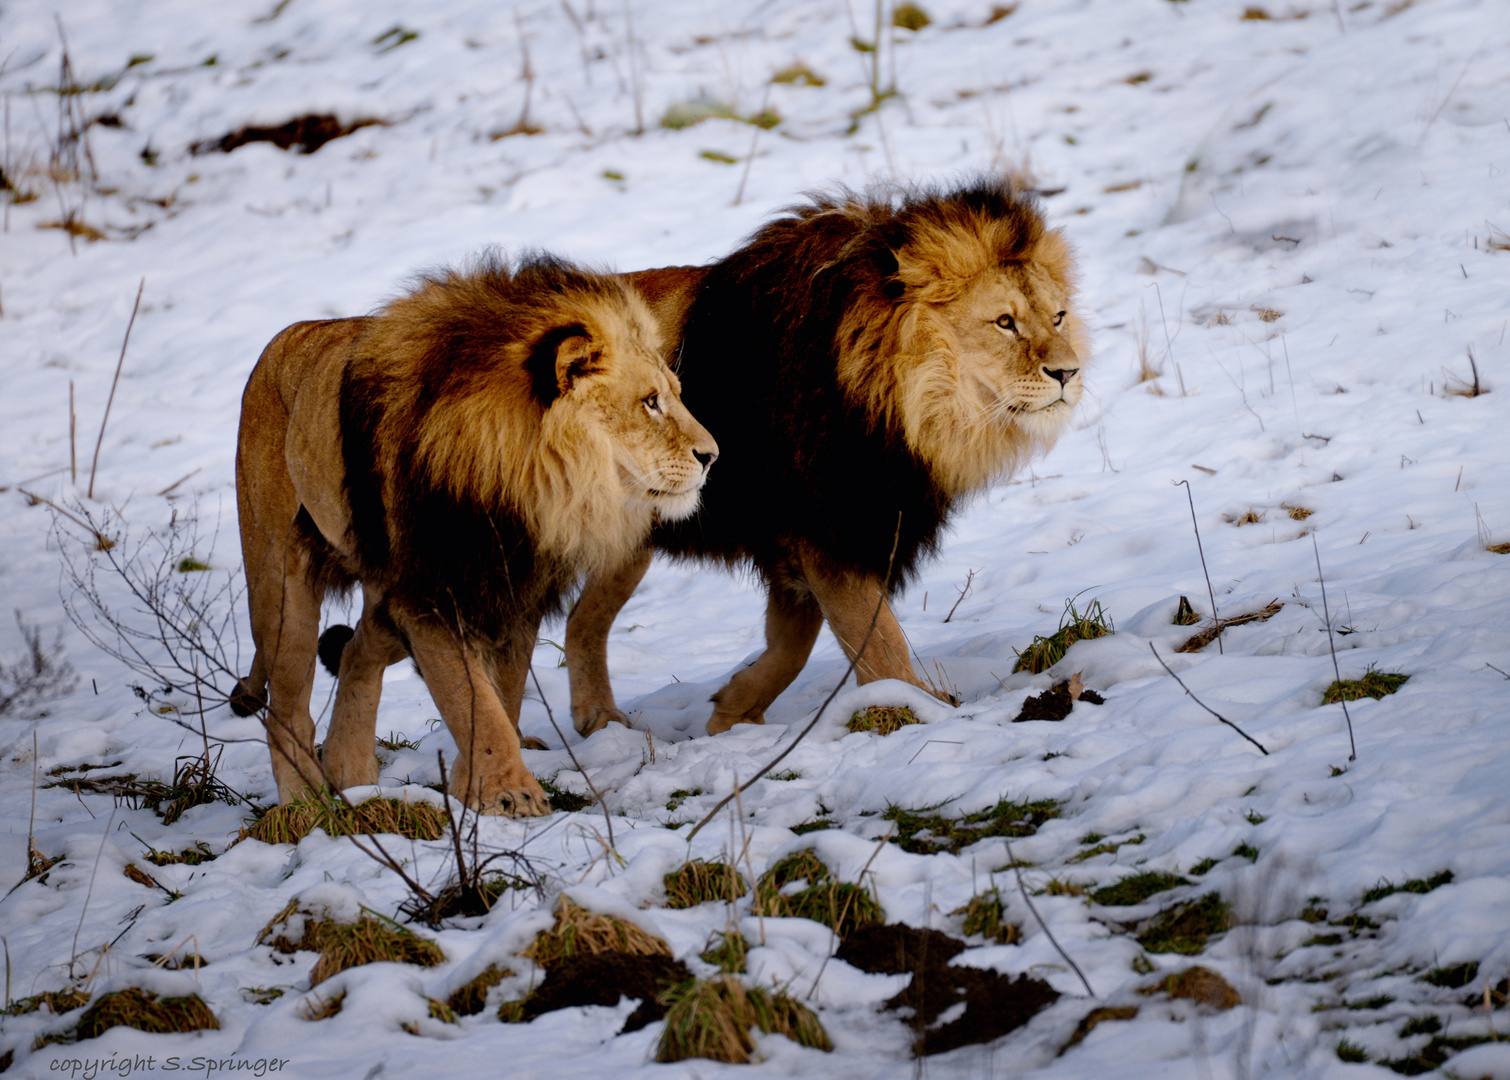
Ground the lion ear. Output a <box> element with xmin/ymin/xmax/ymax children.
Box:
<box><xmin>876</xmin><ymin>248</ymin><xmax>906</xmax><ymax>301</ymax></box>
<box><xmin>526</xmin><ymin>323</ymin><xmax>600</xmax><ymax>404</ymax></box>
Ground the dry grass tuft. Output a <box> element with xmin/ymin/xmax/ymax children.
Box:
<box><xmin>1141</xmin><ymin>966</ymin><xmax>1241</xmax><ymax>1009</ymax></box>
<box><xmin>664</xmin><ymin>860</ymin><xmax>749</xmax><ymax>909</ymax></box>
<box><xmin>71</xmin><ymin>989</ymin><xmax>218</xmax><ymax>1040</ymax></box>
<box><xmin>1013</xmin><ymin>598</ymin><xmax>1114</xmax><ymax>674</ymax></box>
<box><xmin>245</xmin><ymin>794</ymin><xmax>449</xmax><ymax>845</ymax></box>
<box><xmin>448</xmin><ymin>964</ymin><xmax>513</xmax><ymax>1016</ymax></box>
<box><xmin>1323</xmin><ymin>666</ymin><xmax>1409</xmax><ymax>704</ymax></box>
<box><xmin>1251</xmin><ymin>305</ymin><xmax>1283</xmax><ymax>322</ymax></box>
<box><xmin>771</xmin><ymin>62</ymin><xmax>826</xmax><ymax>87</ymax></box>
<box><xmin>892</xmin><ymin>2</ymin><xmax>932</xmax><ymax>30</ymax></box>
<box><xmin>700</xmin><ymin>931</ymin><xmax>750</xmax><ymax>973</ymax></box>
<box><xmin>1061</xmin><ymin>1005</ymin><xmax>1139</xmax><ymax>1054</ymax></box>
<box><xmin>953</xmin><ymin>888</ymin><xmax>1020</xmax><ymax>944</ymax></box>
<box><xmin>301</xmin><ymin>991</ymin><xmax>345</xmax><ymax>1021</ymax></box>
<box><xmin>258</xmin><ymin>901</ymin><xmax>445</xmax><ymax>985</ymax></box>
<box><xmin>847</xmin><ymin>705</ymin><xmax>921</xmax><ymax>736</ymax></box>
<box><xmin>524</xmin><ymin>896</ymin><xmax>671</xmax><ymax>969</ymax></box>
<box><xmin>1488</xmin><ymin>542</ymin><xmax>1510</xmax><ymax>555</ymax></box>
<box><xmin>753</xmin><ymin>852</ymin><xmax>883</xmax><ymax>938</ymax></box>
<box><xmin>1283</xmin><ymin>504</ymin><xmax>1314</xmax><ymax>521</ymax></box>
<box><xmin>655</xmin><ymin>976</ymin><xmax>832</xmax><ymax>1063</ymax></box>
<box><xmin>1223</xmin><ymin>508</ymin><xmax>1267</xmax><ymax>527</ymax></box>
<box><xmin>4</xmin><ymin>988</ymin><xmax>90</xmax><ymax>1017</ymax></box>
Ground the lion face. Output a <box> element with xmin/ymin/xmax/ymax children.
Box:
<box><xmin>938</xmin><ymin>263</ymin><xmax>1083</xmax><ymax>441</ymax></box>
<box><xmin>549</xmin><ymin>306</ymin><xmax>717</xmax><ymax>527</ymax></box>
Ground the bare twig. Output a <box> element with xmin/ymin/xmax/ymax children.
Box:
<box><xmin>528</xmin><ymin>663</ymin><xmax>613</xmax><ymax>848</ymax></box>
<box><xmin>942</xmin><ymin>568</ymin><xmax>977</xmax><ymax>624</ymax></box>
<box><xmin>1002</xmin><ymin>836</ymin><xmax>1094</xmax><ymax>997</ymax></box>
<box><xmin>88</xmin><ymin>277</ymin><xmax>145</xmax><ymax>500</ymax></box>
<box><xmin>1174</xmin><ymin>479</ymin><xmax>1221</xmax><ymax>654</ymax></box>
<box><xmin>1148</xmin><ymin>643</ymin><xmax>1269</xmax><ymax>754</ymax></box>
<box><xmin>1311</xmin><ymin>535</ymin><xmax>1356</xmax><ymax>761</ymax></box>
<box><xmin>687</xmin><ymin>514</ymin><xmax>903</xmax><ymax>841</ymax></box>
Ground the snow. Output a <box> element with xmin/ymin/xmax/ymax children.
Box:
<box><xmin>3</xmin><ymin>0</ymin><xmax>1509</xmax><ymax>1076</ymax></box>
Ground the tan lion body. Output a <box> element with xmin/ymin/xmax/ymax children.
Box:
<box><xmin>563</xmin><ymin>179</ymin><xmax>1087</xmax><ymax>737</ymax></box>
<box><xmin>234</xmin><ymin>256</ymin><xmax>716</xmax><ymax>814</ymax></box>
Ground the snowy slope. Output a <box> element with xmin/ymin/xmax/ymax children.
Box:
<box><xmin>2</xmin><ymin>0</ymin><xmax>1509</xmax><ymax>1077</ymax></box>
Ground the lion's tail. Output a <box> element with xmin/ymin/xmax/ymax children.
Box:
<box><xmin>317</xmin><ymin>624</ymin><xmax>355</xmax><ymax>677</ymax></box>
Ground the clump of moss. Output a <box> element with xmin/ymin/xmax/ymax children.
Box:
<box><xmin>892</xmin><ymin>2</ymin><xmax>932</xmax><ymax>30</ymax></box>
<box><xmin>655</xmin><ymin>976</ymin><xmax>831</xmax><ymax>1063</ymax></box>
<box><xmin>883</xmin><ymin>797</ymin><xmax>1061</xmax><ymax>855</ymax></box>
<box><xmin>753</xmin><ymin>851</ymin><xmax>883</xmax><ymax>938</ymax></box>
<box><xmin>1090</xmin><ymin>871</ymin><xmax>1190</xmax><ymax>908</ymax></box>
<box><xmin>258</xmin><ymin>900</ymin><xmax>445</xmax><ymax>985</ymax></box>
<box><xmin>538</xmin><ymin>776</ymin><xmax>592</xmax><ymax>813</ymax></box>
<box><xmin>664</xmin><ymin>860</ymin><xmax>748</xmax><ymax>908</ymax></box>
<box><xmin>700</xmin><ymin>931</ymin><xmax>750</xmax><ymax>973</ymax></box>
<box><xmin>524</xmin><ymin>895</ymin><xmax>671</xmax><ymax>969</ymax></box>
<box><xmin>847</xmin><ymin>705</ymin><xmax>920</xmax><ymax>736</ymax></box>
<box><xmin>1013</xmin><ymin>598</ymin><xmax>1113</xmax><ymax>674</ymax></box>
<box><xmin>141</xmin><ymin>840</ymin><xmax>215</xmax><ymax>866</ymax></box>
<box><xmin>1068</xmin><ymin>833</ymin><xmax>1143</xmax><ymax>864</ymax></box>
<box><xmin>1420</xmin><ymin>961</ymin><xmax>1478</xmax><ymax>989</ymax></box>
<box><xmin>246</xmin><ymin>794</ymin><xmax>448</xmax><ymax>844</ymax></box>
<box><xmin>953</xmin><ymin>888</ymin><xmax>1020</xmax><ymax>944</ymax></box>
<box><xmin>1323</xmin><ymin>667</ymin><xmax>1408</xmax><ymax>704</ymax></box>
<box><xmin>1136</xmin><ymin>893</ymin><xmax>1230</xmax><ymax>955</ymax></box>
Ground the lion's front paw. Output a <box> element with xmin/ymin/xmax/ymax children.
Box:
<box><xmin>572</xmin><ymin>704</ymin><xmax>630</xmax><ymax>738</ymax></box>
<box><xmin>458</xmin><ymin>767</ymin><xmax>552</xmax><ymax>817</ymax></box>
<box><xmin>706</xmin><ymin>709</ymin><xmax>766</xmax><ymax>736</ymax></box>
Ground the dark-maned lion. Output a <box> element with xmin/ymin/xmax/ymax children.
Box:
<box><xmin>565</xmin><ymin>177</ymin><xmax>1087</xmax><ymax>737</ymax></box>
<box><xmin>232</xmin><ymin>254</ymin><xmax>717</xmax><ymax>814</ymax></box>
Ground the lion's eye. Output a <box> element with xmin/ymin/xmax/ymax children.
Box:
<box><xmin>995</xmin><ymin>314</ymin><xmax>1017</xmax><ymax>333</ymax></box>
<box><xmin>643</xmin><ymin>392</ymin><xmax>661</xmax><ymax>414</ymax></box>
<box><xmin>1053</xmin><ymin>311</ymin><xmax>1066</xmax><ymax>327</ymax></box>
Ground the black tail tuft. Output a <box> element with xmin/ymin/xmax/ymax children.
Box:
<box><xmin>318</xmin><ymin>624</ymin><xmax>356</xmax><ymax>677</ymax></box>
<box><xmin>228</xmin><ymin>678</ymin><xmax>266</xmax><ymax>717</ymax></box>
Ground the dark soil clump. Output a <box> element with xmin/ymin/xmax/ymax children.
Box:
<box><xmin>1013</xmin><ymin>679</ymin><xmax>1105</xmax><ymax>722</ymax></box>
<box><xmin>838</xmin><ymin>924</ymin><xmax>1059</xmax><ymax>1056</ymax></box>
<box><xmin>515</xmin><ymin>952</ymin><xmax>692</xmax><ymax>1032</ymax></box>
<box><xmin>193</xmin><ymin>114</ymin><xmax>381</xmax><ymax>156</ymax></box>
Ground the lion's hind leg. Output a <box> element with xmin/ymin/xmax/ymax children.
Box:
<box><xmin>399</xmin><ymin>614</ymin><xmax>550</xmax><ymax>817</ymax></box>
<box><xmin>323</xmin><ymin>592</ymin><xmax>410</xmax><ymax>793</ymax></box>
<box><xmin>706</xmin><ymin>575</ymin><xmax>824</xmax><ymax>736</ymax></box>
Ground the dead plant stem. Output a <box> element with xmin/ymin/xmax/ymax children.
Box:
<box><xmin>1003</xmin><ymin>835</ymin><xmax>1094</xmax><ymax>997</ymax></box>
<box><xmin>1175</xmin><ymin>479</ymin><xmax>1222</xmax><ymax>654</ymax></box>
<box><xmin>1148</xmin><ymin>643</ymin><xmax>1269</xmax><ymax>754</ymax></box>
<box><xmin>528</xmin><ymin>663</ymin><xmax>614</xmax><ymax>848</ymax></box>
<box><xmin>88</xmin><ymin>277</ymin><xmax>145</xmax><ymax>500</ymax></box>
<box><xmin>1311</xmin><ymin>535</ymin><xmax>1357</xmax><ymax>760</ymax></box>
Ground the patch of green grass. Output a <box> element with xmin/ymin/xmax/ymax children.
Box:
<box><xmin>1331</xmin><ymin>913</ymin><xmax>1380</xmax><ymax>935</ymax></box>
<box><xmin>539</xmin><ymin>776</ymin><xmax>592</xmax><ymax>813</ymax></box>
<box><xmin>768</xmin><ymin>770</ymin><xmax>801</xmax><ymax>781</ymax></box>
<box><xmin>1381</xmin><ymin>1034</ymin><xmax>1491</xmax><ymax>1075</ymax></box>
<box><xmin>892</xmin><ymin>2</ymin><xmax>932</xmax><ymax>30</ymax></box>
<box><xmin>663</xmin><ymin>860</ymin><xmax>748</xmax><ymax>909</ymax></box>
<box><xmin>1012</xmin><ymin>598</ymin><xmax>1114</xmax><ymax>674</ymax></box>
<box><xmin>1232</xmin><ymin>842</ymin><xmax>1259</xmax><ymax>862</ymax></box>
<box><xmin>448</xmin><ymin>965</ymin><xmax>512</xmax><ymax>1017</ymax></box>
<box><xmin>1398</xmin><ymin>1015</ymin><xmax>1441</xmax><ymax>1037</ymax></box>
<box><xmin>1068</xmin><ymin>833</ymin><xmax>1143</xmax><ymax>863</ymax></box>
<box><xmin>1090</xmin><ymin>871</ymin><xmax>1189</xmax><ymax>908</ymax></box>
<box><xmin>1040</xmin><ymin>877</ymin><xmax>1086</xmax><ymax>897</ymax></box>
<box><xmin>699</xmin><ymin>149</ymin><xmax>738</xmax><ymax>164</ymax></box>
<box><xmin>753</xmin><ymin>851</ymin><xmax>883</xmax><ymax>938</ymax></box>
<box><xmin>1361</xmin><ymin>869</ymin><xmax>1452</xmax><ymax>905</ymax></box>
<box><xmin>4</xmin><ymin>988</ymin><xmax>90</xmax><ymax>1017</ymax></box>
<box><xmin>175</xmin><ymin>556</ymin><xmax>211</xmax><ymax>572</ymax></box>
<box><xmin>700</xmin><ymin>931</ymin><xmax>749</xmax><ymax>974</ymax></box>
<box><xmin>376</xmin><ymin>731</ymin><xmax>421</xmax><ymax>752</ymax></box>
<box><xmin>847</xmin><ymin>705</ymin><xmax>920</xmax><ymax>736</ymax></box>
<box><xmin>1136</xmin><ymin>893</ymin><xmax>1229</xmax><ymax>955</ymax></box>
<box><xmin>665</xmin><ymin>788</ymin><xmax>703</xmax><ymax>811</ymax></box>
<box><xmin>1244</xmin><ymin>809</ymin><xmax>1266</xmax><ymax>825</ymax></box>
<box><xmin>1346</xmin><ymin>994</ymin><xmax>1395</xmax><ymax>1010</ymax></box>
<box><xmin>953</xmin><ymin>888</ymin><xmax>1019</xmax><ymax>944</ymax></box>
<box><xmin>258</xmin><ymin>901</ymin><xmax>444</xmax><ymax>985</ymax></box>
<box><xmin>1303</xmin><ymin>933</ymin><xmax>1343</xmax><ymax>947</ymax></box>
<box><xmin>882</xmin><ymin>797</ymin><xmax>1061</xmax><ymax>855</ymax></box>
<box><xmin>771</xmin><ymin>62</ymin><xmax>825</xmax><ymax>86</ymax></box>
<box><xmin>1323</xmin><ymin>666</ymin><xmax>1409</xmax><ymax>704</ymax></box>
<box><xmin>600</xmin><ymin>169</ymin><xmax>625</xmax><ymax>182</ymax></box>
<box><xmin>1420</xmin><ymin>961</ymin><xmax>1477</xmax><ymax>989</ymax></box>
<box><xmin>372</xmin><ymin>26</ymin><xmax>419</xmax><ymax>52</ymax></box>
<box><xmin>1300</xmin><ymin>903</ymin><xmax>1328</xmax><ymax>923</ymax></box>
<box><xmin>791</xmin><ymin>818</ymin><xmax>833</xmax><ymax>835</ymax></box>
<box><xmin>1336</xmin><ymin>1039</ymin><xmax>1370</xmax><ymax>1063</ymax></box>
<box><xmin>1189</xmin><ymin>857</ymin><xmax>1219</xmax><ymax>876</ymax></box>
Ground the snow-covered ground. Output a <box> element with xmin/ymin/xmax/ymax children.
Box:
<box><xmin>3</xmin><ymin>0</ymin><xmax>1509</xmax><ymax>1076</ymax></box>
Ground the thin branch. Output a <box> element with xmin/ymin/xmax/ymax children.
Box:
<box><xmin>1002</xmin><ymin>836</ymin><xmax>1094</xmax><ymax>997</ymax></box>
<box><xmin>1174</xmin><ymin>479</ymin><xmax>1221</xmax><ymax>654</ymax></box>
<box><xmin>1149</xmin><ymin>643</ymin><xmax>1268</xmax><ymax>754</ymax></box>
<box><xmin>688</xmin><ymin>513</ymin><xmax>903</xmax><ymax>841</ymax></box>
<box><xmin>528</xmin><ymin>663</ymin><xmax>613</xmax><ymax>849</ymax></box>
<box><xmin>942</xmin><ymin>568</ymin><xmax>977</xmax><ymax>624</ymax></box>
<box><xmin>88</xmin><ymin>277</ymin><xmax>144</xmax><ymax>500</ymax></box>
<box><xmin>1311</xmin><ymin>535</ymin><xmax>1357</xmax><ymax>761</ymax></box>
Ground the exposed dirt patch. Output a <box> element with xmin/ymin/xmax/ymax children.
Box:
<box><xmin>1013</xmin><ymin>673</ymin><xmax>1105</xmax><ymax>722</ymax></box>
<box><xmin>192</xmin><ymin>114</ymin><xmax>381</xmax><ymax>156</ymax></box>
<box><xmin>837</xmin><ymin>923</ymin><xmax>1058</xmax><ymax>1056</ymax></box>
<box><xmin>509</xmin><ymin>952</ymin><xmax>692</xmax><ymax>1032</ymax></box>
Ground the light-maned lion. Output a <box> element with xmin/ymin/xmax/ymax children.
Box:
<box><xmin>232</xmin><ymin>254</ymin><xmax>718</xmax><ymax>815</ymax></box>
<box><xmin>564</xmin><ymin>177</ymin><xmax>1087</xmax><ymax>737</ymax></box>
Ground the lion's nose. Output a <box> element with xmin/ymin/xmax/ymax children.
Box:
<box><xmin>1043</xmin><ymin>366</ymin><xmax>1078</xmax><ymax>385</ymax></box>
<box><xmin>694</xmin><ymin>449</ymin><xmax>718</xmax><ymax>470</ymax></box>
